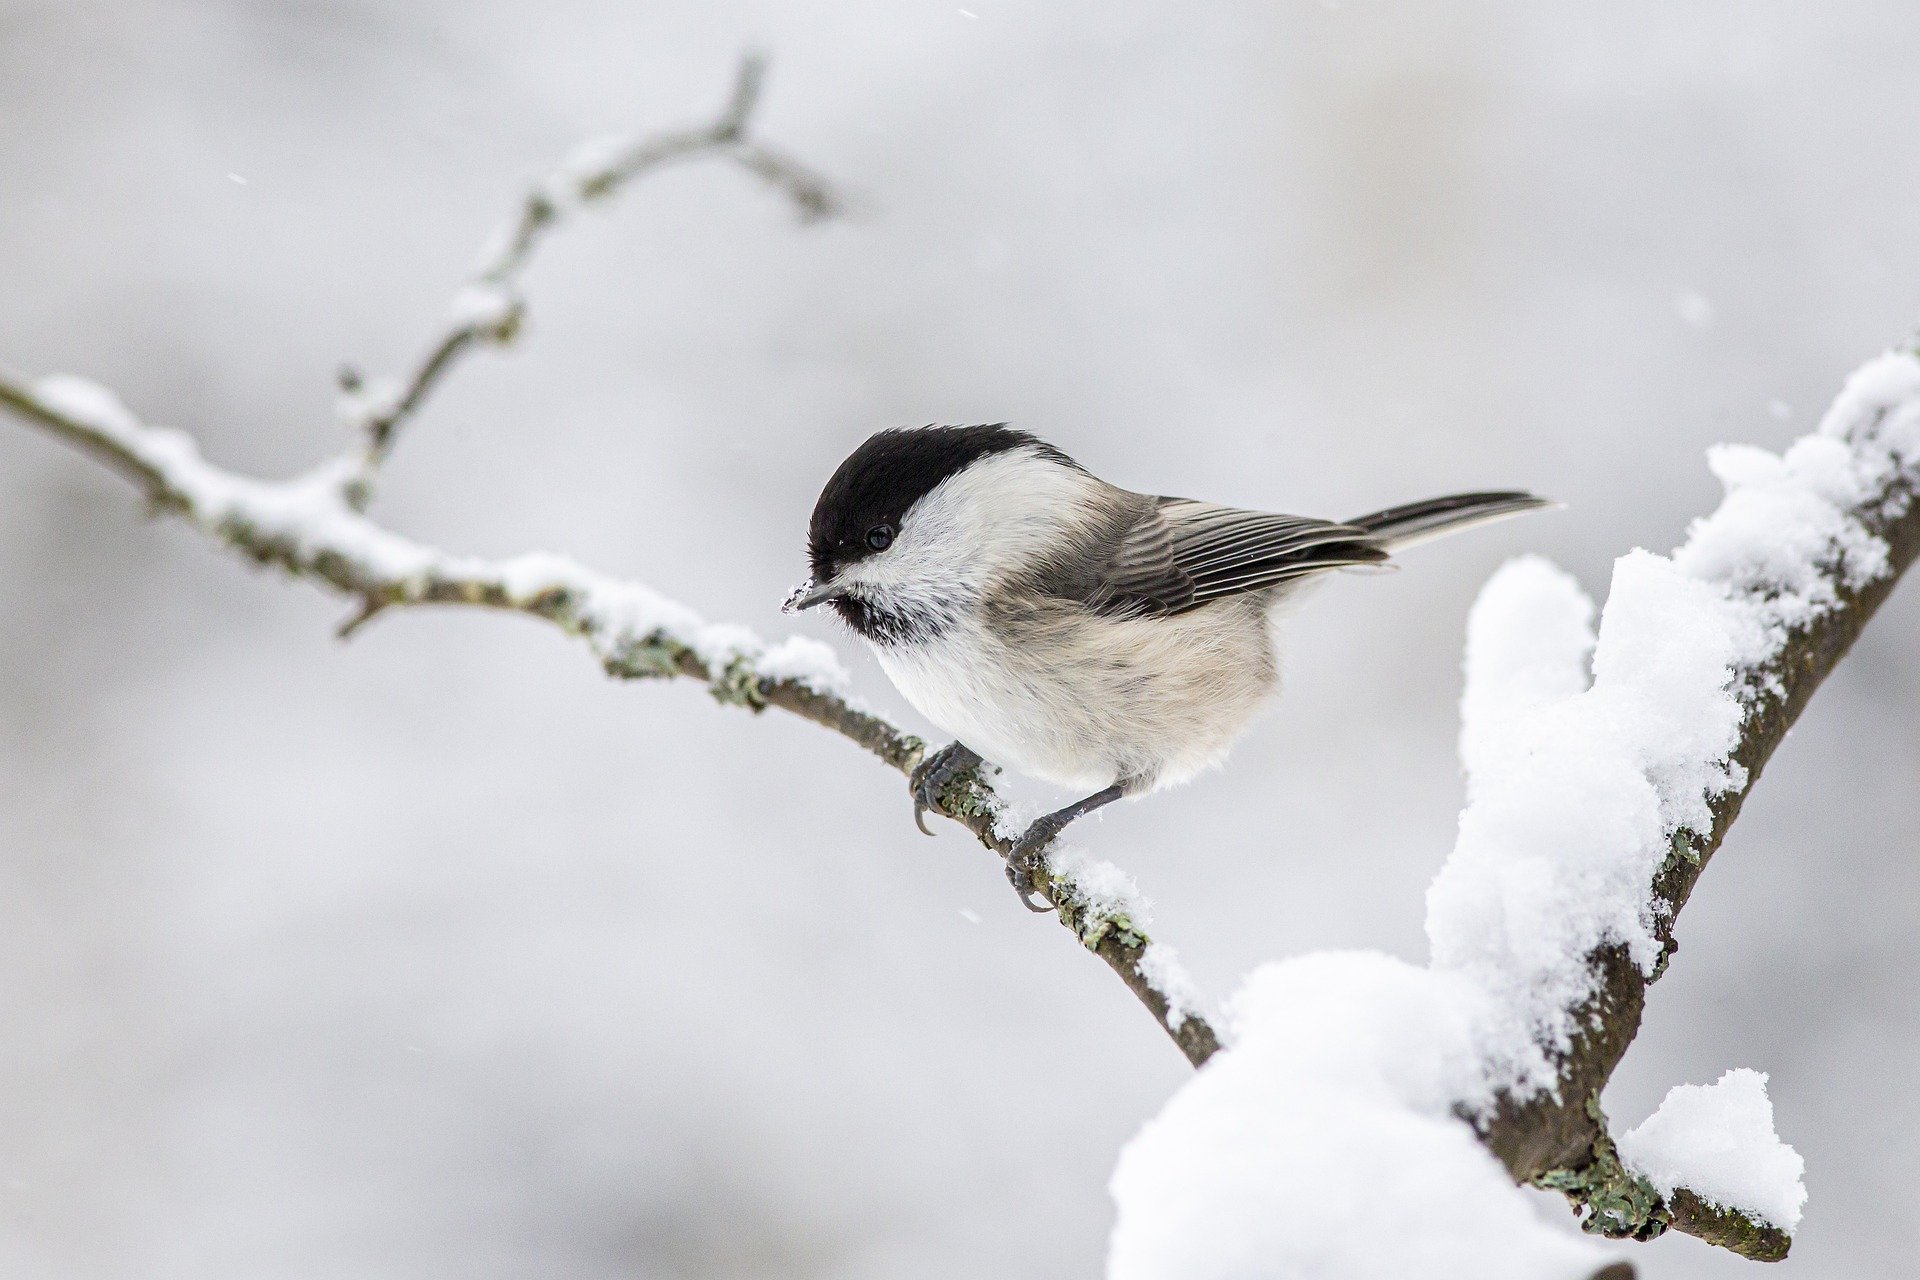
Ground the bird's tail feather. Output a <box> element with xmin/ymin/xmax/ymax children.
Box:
<box><xmin>1346</xmin><ymin>491</ymin><xmax>1554</xmax><ymax>552</ymax></box>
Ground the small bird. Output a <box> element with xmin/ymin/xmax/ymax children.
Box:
<box><xmin>787</xmin><ymin>425</ymin><xmax>1548</xmax><ymax>910</ymax></box>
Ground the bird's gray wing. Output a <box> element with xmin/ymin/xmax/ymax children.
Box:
<box><xmin>1085</xmin><ymin>497</ymin><xmax>1386</xmax><ymax>617</ymax></box>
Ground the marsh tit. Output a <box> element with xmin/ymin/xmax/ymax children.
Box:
<box><xmin>786</xmin><ymin>425</ymin><xmax>1548</xmax><ymax>910</ymax></box>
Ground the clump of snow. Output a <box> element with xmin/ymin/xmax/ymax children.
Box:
<box><xmin>495</xmin><ymin>551</ymin><xmax>594</xmax><ymax>602</ymax></box>
<box><xmin>1136</xmin><ymin>942</ymin><xmax>1206</xmax><ymax>1032</ymax></box>
<box><xmin>576</xmin><ymin>575</ymin><xmax>707</xmax><ymax>648</ymax></box>
<box><xmin>1109</xmin><ymin>954</ymin><xmax>1620</xmax><ymax>1280</ymax></box>
<box><xmin>1435</xmin><ymin>354</ymin><xmax>1920</xmax><ymax>1086</ymax></box>
<box><xmin>1429</xmin><ymin>350</ymin><xmax>1920</xmax><ymax>1082</ymax></box>
<box><xmin>781</xmin><ymin>578</ymin><xmax>821</xmax><ymax>614</ymax></box>
<box><xmin>1678</xmin><ymin>437</ymin><xmax>1890</xmax><ymax>614</ymax></box>
<box><xmin>1818</xmin><ymin>348</ymin><xmax>1920</xmax><ymax>463</ymax></box>
<box><xmin>1045</xmin><ymin>844</ymin><xmax>1152</xmax><ymax>927</ymax></box>
<box><xmin>1457</xmin><ymin>555</ymin><xmax>1595</xmax><ymax>793</ymax></box>
<box><xmin>687</xmin><ymin>621</ymin><xmax>761</xmax><ymax>673</ymax></box>
<box><xmin>980</xmin><ymin>799</ymin><xmax>1154</xmax><ymax>927</ymax></box>
<box><xmin>1619</xmin><ymin>1069</ymin><xmax>1805</xmax><ymax>1231</ymax></box>
<box><xmin>1428</xmin><ymin>547</ymin><xmax>1757</xmax><ymax>1089</ymax></box>
<box><xmin>1108</xmin><ymin>348</ymin><xmax>1920</xmax><ymax>1275</ymax></box>
<box><xmin>1585</xmin><ymin>551</ymin><xmax>1759</xmax><ymax>834</ymax></box>
<box><xmin>446</xmin><ymin>284</ymin><xmax>520</xmax><ymax>333</ymax></box>
<box><xmin>753</xmin><ymin>636</ymin><xmax>853</xmax><ymax>695</ymax></box>
<box><xmin>33</xmin><ymin>373</ymin><xmax>143</xmax><ymax>435</ymax></box>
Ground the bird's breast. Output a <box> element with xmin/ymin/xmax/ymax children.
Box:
<box><xmin>873</xmin><ymin>596</ymin><xmax>1281</xmax><ymax>793</ymax></box>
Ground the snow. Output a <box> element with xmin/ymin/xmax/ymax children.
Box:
<box><xmin>1680</xmin><ymin>437</ymin><xmax>1890</xmax><ymax>614</ymax></box>
<box><xmin>1456</xmin><ymin>555</ymin><xmax>1595</xmax><ymax>794</ymax></box>
<box><xmin>1109</xmin><ymin>954</ymin><xmax>1620</xmax><ymax>1280</ymax></box>
<box><xmin>1818</xmin><ymin>348</ymin><xmax>1920</xmax><ymax>462</ymax></box>
<box><xmin>446</xmin><ymin>284</ymin><xmax>520</xmax><ymax>333</ymax></box>
<box><xmin>753</xmin><ymin>636</ymin><xmax>854</xmax><ymax>696</ymax></box>
<box><xmin>32</xmin><ymin>373</ymin><xmax>143</xmax><ymax>435</ymax></box>
<box><xmin>1619</xmin><ymin>1069</ymin><xmax>1806</xmax><ymax>1231</ymax></box>
<box><xmin>1423</xmin><ymin>348</ymin><xmax>1918</xmax><ymax>1092</ymax></box>
<box><xmin>21</xmin><ymin>374</ymin><xmax>852</xmax><ymax>700</ymax></box>
<box><xmin>980</xmin><ymin>792</ymin><xmax>1157</xmax><ymax>929</ymax></box>
<box><xmin>781</xmin><ymin>578</ymin><xmax>821</xmax><ymax>613</ymax></box>
<box><xmin>1108</xmin><ymin>347</ymin><xmax>1920</xmax><ymax>1277</ymax></box>
<box><xmin>1426</xmin><ymin>546</ymin><xmax>1758</xmax><ymax>1093</ymax></box>
<box><xmin>1136</xmin><ymin>942</ymin><xmax>1206</xmax><ymax>1033</ymax></box>
<box><xmin>685</xmin><ymin>621</ymin><xmax>761</xmax><ymax>673</ymax></box>
<box><xmin>1044</xmin><ymin>843</ymin><xmax>1152</xmax><ymax>927</ymax></box>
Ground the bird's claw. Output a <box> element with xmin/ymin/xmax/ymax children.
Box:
<box><xmin>910</xmin><ymin>742</ymin><xmax>1061</xmax><ymax>912</ymax></box>
<box><xmin>1004</xmin><ymin>822</ymin><xmax>1061</xmax><ymax>913</ymax></box>
<box><xmin>909</xmin><ymin>742</ymin><xmax>983</xmax><ymax>837</ymax></box>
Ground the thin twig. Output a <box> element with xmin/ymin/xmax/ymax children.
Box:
<box><xmin>340</xmin><ymin>52</ymin><xmax>841</xmax><ymax>497</ymax></box>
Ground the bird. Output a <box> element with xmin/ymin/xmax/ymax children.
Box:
<box><xmin>785</xmin><ymin>424</ymin><xmax>1549</xmax><ymax>910</ymax></box>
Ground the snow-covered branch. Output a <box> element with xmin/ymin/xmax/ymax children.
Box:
<box><xmin>0</xmin><ymin>367</ymin><xmax>1219</xmax><ymax>1064</ymax></box>
<box><xmin>1111</xmin><ymin>349</ymin><xmax>1920</xmax><ymax>1278</ymax></box>
<box><xmin>0</xmin><ymin>61</ymin><xmax>1220</xmax><ymax>1075</ymax></box>
<box><xmin>1466</xmin><ymin>352</ymin><xmax>1920</xmax><ymax>1258</ymax></box>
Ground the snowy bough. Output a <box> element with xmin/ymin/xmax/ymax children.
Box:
<box><xmin>1113</xmin><ymin>354</ymin><xmax>1919</xmax><ymax>1276</ymax></box>
<box><xmin>3</xmin><ymin>60</ymin><xmax>1917</xmax><ymax>1280</ymax></box>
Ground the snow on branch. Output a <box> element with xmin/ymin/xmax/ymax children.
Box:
<box><xmin>1617</xmin><ymin>1068</ymin><xmax>1805</xmax><ymax>1234</ymax></box>
<box><xmin>0</xmin><ymin>60</ymin><xmax>1220</xmax><ymax>1075</ymax></box>
<box><xmin>1111</xmin><ymin>349</ymin><xmax>1920</xmax><ymax>1278</ymax></box>
<box><xmin>0</xmin><ymin>367</ymin><xmax>1220</xmax><ymax>1066</ymax></box>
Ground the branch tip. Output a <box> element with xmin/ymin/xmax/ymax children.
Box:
<box><xmin>338</xmin><ymin>52</ymin><xmax>833</xmax><ymax>491</ymax></box>
<box><xmin>336</xmin><ymin>598</ymin><xmax>389</xmax><ymax>641</ymax></box>
<box><xmin>718</xmin><ymin>51</ymin><xmax>770</xmax><ymax>141</ymax></box>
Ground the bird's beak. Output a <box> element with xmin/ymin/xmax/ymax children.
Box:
<box><xmin>783</xmin><ymin>577</ymin><xmax>847</xmax><ymax>613</ymax></box>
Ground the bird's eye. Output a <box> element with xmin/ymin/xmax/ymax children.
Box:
<box><xmin>865</xmin><ymin>524</ymin><xmax>894</xmax><ymax>551</ymax></box>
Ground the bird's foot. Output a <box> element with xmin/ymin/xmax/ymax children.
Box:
<box><xmin>1004</xmin><ymin>816</ymin><xmax>1067</xmax><ymax>913</ymax></box>
<box><xmin>998</xmin><ymin>783</ymin><xmax>1126</xmax><ymax>914</ymax></box>
<box><xmin>909</xmin><ymin>742</ymin><xmax>984</xmax><ymax>836</ymax></box>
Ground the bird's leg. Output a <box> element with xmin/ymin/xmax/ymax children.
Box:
<box><xmin>1005</xmin><ymin>783</ymin><xmax>1127</xmax><ymax>913</ymax></box>
<box><xmin>909</xmin><ymin>742</ymin><xmax>985</xmax><ymax>836</ymax></box>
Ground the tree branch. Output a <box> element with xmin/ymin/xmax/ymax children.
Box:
<box><xmin>0</xmin><ymin>368</ymin><xmax>1219</xmax><ymax>1064</ymax></box>
<box><xmin>336</xmin><ymin>52</ymin><xmax>839</xmax><ymax>503</ymax></box>
<box><xmin>1102</xmin><ymin>357</ymin><xmax>1913</xmax><ymax>1279</ymax></box>
<box><xmin>1469</xmin><ymin>353</ymin><xmax>1920</xmax><ymax>1262</ymax></box>
<box><xmin>0</xmin><ymin>58</ymin><xmax>1219</xmax><ymax>1070</ymax></box>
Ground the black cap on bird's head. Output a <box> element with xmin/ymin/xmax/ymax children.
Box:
<box><xmin>786</xmin><ymin>424</ymin><xmax>1077</xmax><ymax>613</ymax></box>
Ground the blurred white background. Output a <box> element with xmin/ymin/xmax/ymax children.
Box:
<box><xmin>1</xmin><ymin>2</ymin><xmax>1916</xmax><ymax>1276</ymax></box>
